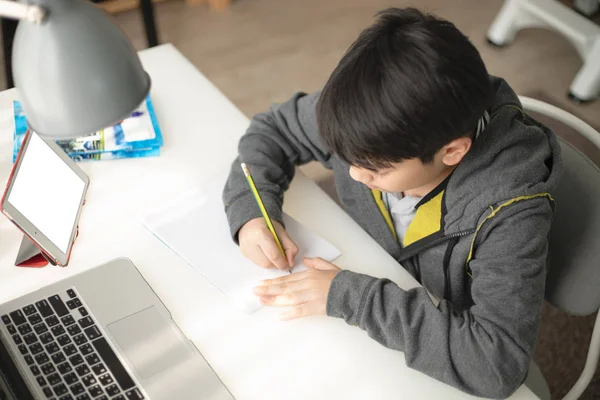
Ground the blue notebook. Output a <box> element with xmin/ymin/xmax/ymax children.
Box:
<box><xmin>13</xmin><ymin>96</ymin><xmax>164</xmax><ymax>162</ymax></box>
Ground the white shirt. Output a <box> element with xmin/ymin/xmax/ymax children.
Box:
<box><xmin>384</xmin><ymin>192</ymin><xmax>422</xmax><ymax>245</ymax></box>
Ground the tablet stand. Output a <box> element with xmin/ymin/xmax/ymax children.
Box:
<box><xmin>15</xmin><ymin>235</ymin><xmax>56</xmax><ymax>268</ymax></box>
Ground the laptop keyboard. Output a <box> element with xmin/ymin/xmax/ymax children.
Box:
<box><xmin>1</xmin><ymin>288</ymin><xmax>144</xmax><ymax>400</ymax></box>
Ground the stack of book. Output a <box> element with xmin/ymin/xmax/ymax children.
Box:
<box><xmin>13</xmin><ymin>96</ymin><xmax>164</xmax><ymax>163</ymax></box>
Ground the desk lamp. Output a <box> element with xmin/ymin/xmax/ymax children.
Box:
<box><xmin>0</xmin><ymin>0</ymin><xmax>151</xmax><ymax>137</ymax></box>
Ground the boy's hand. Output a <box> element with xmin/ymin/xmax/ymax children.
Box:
<box><xmin>253</xmin><ymin>257</ymin><xmax>341</xmax><ymax>320</ymax></box>
<box><xmin>239</xmin><ymin>218</ymin><xmax>299</xmax><ymax>270</ymax></box>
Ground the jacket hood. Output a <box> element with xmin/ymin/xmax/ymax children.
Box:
<box><xmin>398</xmin><ymin>76</ymin><xmax>562</xmax><ymax>248</ymax></box>
<box><xmin>444</xmin><ymin>76</ymin><xmax>562</xmax><ymax>232</ymax></box>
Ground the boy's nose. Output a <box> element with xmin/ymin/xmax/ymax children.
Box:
<box><xmin>349</xmin><ymin>166</ymin><xmax>372</xmax><ymax>184</ymax></box>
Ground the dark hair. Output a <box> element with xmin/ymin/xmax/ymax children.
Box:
<box><xmin>317</xmin><ymin>8</ymin><xmax>492</xmax><ymax>168</ymax></box>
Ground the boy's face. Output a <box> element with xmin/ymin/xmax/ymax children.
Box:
<box><xmin>349</xmin><ymin>157</ymin><xmax>448</xmax><ymax>194</ymax></box>
<box><xmin>348</xmin><ymin>136</ymin><xmax>472</xmax><ymax>194</ymax></box>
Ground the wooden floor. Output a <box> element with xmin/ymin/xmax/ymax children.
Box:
<box><xmin>115</xmin><ymin>0</ymin><xmax>600</xmax><ymax>123</ymax></box>
<box><xmin>3</xmin><ymin>0</ymin><xmax>599</xmax><ymax>397</ymax></box>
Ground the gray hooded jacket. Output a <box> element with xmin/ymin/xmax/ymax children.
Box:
<box><xmin>223</xmin><ymin>77</ymin><xmax>562</xmax><ymax>399</ymax></box>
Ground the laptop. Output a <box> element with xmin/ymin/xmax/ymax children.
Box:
<box><xmin>0</xmin><ymin>132</ymin><xmax>234</xmax><ymax>399</ymax></box>
<box><xmin>0</xmin><ymin>258</ymin><xmax>235</xmax><ymax>400</ymax></box>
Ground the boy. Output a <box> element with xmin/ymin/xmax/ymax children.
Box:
<box><xmin>223</xmin><ymin>7</ymin><xmax>561</xmax><ymax>399</ymax></box>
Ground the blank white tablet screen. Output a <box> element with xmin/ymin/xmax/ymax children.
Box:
<box><xmin>8</xmin><ymin>133</ymin><xmax>85</xmax><ymax>253</ymax></box>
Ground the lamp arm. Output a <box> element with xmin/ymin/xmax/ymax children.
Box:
<box><xmin>0</xmin><ymin>0</ymin><xmax>45</xmax><ymax>23</ymax></box>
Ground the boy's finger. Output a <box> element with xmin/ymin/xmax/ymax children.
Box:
<box><xmin>278</xmin><ymin>230</ymin><xmax>299</xmax><ymax>267</ymax></box>
<box><xmin>244</xmin><ymin>244</ymin><xmax>278</xmax><ymax>269</ymax></box>
<box><xmin>304</xmin><ymin>258</ymin><xmax>315</xmax><ymax>269</ymax></box>
<box><xmin>304</xmin><ymin>257</ymin><xmax>338</xmax><ymax>271</ymax></box>
<box><xmin>258</xmin><ymin>271</ymin><xmax>309</xmax><ymax>287</ymax></box>
<box><xmin>274</xmin><ymin>222</ymin><xmax>299</xmax><ymax>267</ymax></box>
<box><xmin>260</xmin><ymin>290</ymin><xmax>311</xmax><ymax>306</ymax></box>
<box><xmin>254</xmin><ymin>278</ymin><xmax>306</xmax><ymax>296</ymax></box>
<box><xmin>286</xmin><ymin>244</ymin><xmax>299</xmax><ymax>268</ymax></box>
<box><xmin>248</xmin><ymin>248</ymin><xmax>277</xmax><ymax>269</ymax></box>
<box><xmin>260</xmin><ymin>240</ymin><xmax>289</xmax><ymax>270</ymax></box>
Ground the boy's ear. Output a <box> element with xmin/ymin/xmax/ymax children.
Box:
<box><xmin>441</xmin><ymin>136</ymin><xmax>472</xmax><ymax>167</ymax></box>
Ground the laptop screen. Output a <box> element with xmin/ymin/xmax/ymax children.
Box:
<box><xmin>0</xmin><ymin>332</ymin><xmax>34</xmax><ymax>400</ymax></box>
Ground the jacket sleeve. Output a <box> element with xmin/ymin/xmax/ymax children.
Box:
<box><xmin>223</xmin><ymin>91</ymin><xmax>330</xmax><ymax>241</ymax></box>
<box><xmin>326</xmin><ymin>198</ymin><xmax>552</xmax><ymax>399</ymax></box>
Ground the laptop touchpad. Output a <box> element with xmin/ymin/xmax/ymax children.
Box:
<box><xmin>107</xmin><ymin>306</ymin><xmax>194</xmax><ymax>379</ymax></box>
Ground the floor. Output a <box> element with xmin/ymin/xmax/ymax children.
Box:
<box><xmin>3</xmin><ymin>0</ymin><xmax>600</xmax><ymax>397</ymax></box>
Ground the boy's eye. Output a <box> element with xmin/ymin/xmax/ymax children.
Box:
<box><xmin>375</xmin><ymin>169</ymin><xmax>390</xmax><ymax>177</ymax></box>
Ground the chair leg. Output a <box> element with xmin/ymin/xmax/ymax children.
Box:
<box><xmin>569</xmin><ymin>38</ymin><xmax>600</xmax><ymax>102</ymax></box>
<box><xmin>561</xmin><ymin>311</ymin><xmax>600</xmax><ymax>400</ymax></box>
<box><xmin>487</xmin><ymin>0</ymin><xmax>524</xmax><ymax>46</ymax></box>
<box><xmin>140</xmin><ymin>0</ymin><xmax>159</xmax><ymax>48</ymax></box>
<box><xmin>487</xmin><ymin>0</ymin><xmax>600</xmax><ymax>102</ymax></box>
<box><xmin>1</xmin><ymin>18</ymin><xmax>17</xmax><ymax>89</ymax></box>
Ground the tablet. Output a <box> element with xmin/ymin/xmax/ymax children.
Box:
<box><xmin>1</xmin><ymin>130</ymin><xmax>90</xmax><ymax>266</ymax></box>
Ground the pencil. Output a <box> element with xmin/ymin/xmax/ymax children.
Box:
<box><xmin>241</xmin><ymin>163</ymin><xmax>288</xmax><ymax>265</ymax></box>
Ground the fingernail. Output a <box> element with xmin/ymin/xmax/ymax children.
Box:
<box><xmin>261</xmin><ymin>296</ymin><xmax>273</xmax><ymax>304</ymax></box>
<box><xmin>253</xmin><ymin>287</ymin><xmax>264</xmax><ymax>295</ymax></box>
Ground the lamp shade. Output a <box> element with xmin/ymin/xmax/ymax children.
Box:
<box><xmin>12</xmin><ymin>0</ymin><xmax>151</xmax><ymax>138</ymax></box>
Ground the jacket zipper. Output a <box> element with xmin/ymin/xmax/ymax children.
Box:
<box><xmin>397</xmin><ymin>229</ymin><xmax>475</xmax><ymax>263</ymax></box>
<box><xmin>427</xmin><ymin>229</ymin><xmax>474</xmax><ymax>248</ymax></box>
<box><xmin>414</xmin><ymin>254</ymin><xmax>421</xmax><ymax>282</ymax></box>
<box><xmin>443</xmin><ymin>237</ymin><xmax>460</xmax><ymax>300</ymax></box>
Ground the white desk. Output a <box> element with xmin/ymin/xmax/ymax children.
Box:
<box><xmin>0</xmin><ymin>44</ymin><xmax>537</xmax><ymax>400</ymax></box>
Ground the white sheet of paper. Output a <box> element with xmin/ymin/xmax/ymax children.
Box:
<box><xmin>142</xmin><ymin>178</ymin><xmax>341</xmax><ymax>313</ymax></box>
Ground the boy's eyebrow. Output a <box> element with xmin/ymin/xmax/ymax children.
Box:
<box><xmin>367</xmin><ymin>165</ymin><xmax>390</xmax><ymax>173</ymax></box>
<box><xmin>355</xmin><ymin>163</ymin><xmax>379</xmax><ymax>172</ymax></box>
